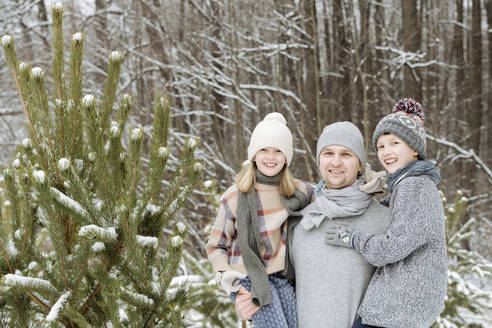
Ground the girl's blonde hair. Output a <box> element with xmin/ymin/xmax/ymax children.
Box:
<box><xmin>235</xmin><ymin>161</ymin><xmax>296</xmax><ymax>197</ymax></box>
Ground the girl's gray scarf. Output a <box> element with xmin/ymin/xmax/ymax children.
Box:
<box><xmin>236</xmin><ymin>171</ymin><xmax>281</xmax><ymax>307</ymax></box>
<box><xmin>387</xmin><ymin>160</ymin><xmax>440</xmax><ymax>193</ymax></box>
<box><xmin>300</xmin><ymin>179</ymin><xmax>372</xmax><ymax>230</ymax></box>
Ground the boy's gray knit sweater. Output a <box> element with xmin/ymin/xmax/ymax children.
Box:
<box><xmin>352</xmin><ymin>175</ymin><xmax>447</xmax><ymax>328</ymax></box>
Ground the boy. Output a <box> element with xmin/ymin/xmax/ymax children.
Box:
<box><xmin>325</xmin><ymin>99</ymin><xmax>447</xmax><ymax>328</ymax></box>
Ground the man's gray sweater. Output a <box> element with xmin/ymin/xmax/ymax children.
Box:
<box><xmin>291</xmin><ymin>199</ymin><xmax>390</xmax><ymax>328</ymax></box>
<box><xmin>353</xmin><ymin>175</ymin><xmax>447</xmax><ymax>328</ymax></box>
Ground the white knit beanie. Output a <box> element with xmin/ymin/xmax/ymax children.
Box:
<box><xmin>247</xmin><ymin>112</ymin><xmax>293</xmax><ymax>166</ymax></box>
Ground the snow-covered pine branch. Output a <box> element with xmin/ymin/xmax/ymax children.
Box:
<box><xmin>120</xmin><ymin>288</ymin><xmax>154</xmax><ymax>308</ymax></box>
<box><xmin>50</xmin><ymin>187</ymin><xmax>91</xmax><ymax>221</ymax></box>
<box><xmin>3</xmin><ymin>274</ymin><xmax>57</xmax><ymax>293</ymax></box>
<box><xmin>448</xmin><ymin>218</ymin><xmax>476</xmax><ymax>246</ymax></box>
<box><xmin>45</xmin><ymin>291</ymin><xmax>70</xmax><ymax>321</ymax></box>
<box><xmin>136</xmin><ymin>235</ymin><xmax>158</xmax><ymax>249</ymax></box>
<box><xmin>78</xmin><ymin>225</ymin><xmax>117</xmax><ymax>242</ymax></box>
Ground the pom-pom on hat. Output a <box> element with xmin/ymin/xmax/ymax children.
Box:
<box><xmin>248</xmin><ymin>112</ymin><xmax>293</xmax><ymax>166</ymax></box>
<box><xmin>372</xmin><ymin>98</ymin><xmax>427</xmax><ymax>159</ymax></box>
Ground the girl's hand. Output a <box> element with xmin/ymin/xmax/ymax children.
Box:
<box><xmin>235</xmin><ymin>287</ymin><xmax>260</xmax><ymax>320</ymax></box>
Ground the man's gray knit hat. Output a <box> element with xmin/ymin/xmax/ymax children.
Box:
<box><xmin>372</xmin><ymin>98</ymin><xmax>427</xmax><ymax>159</ymax></box>
<box><xmin>316</xmin><ymin>122</ymin><xmax>366</xmax><ymax>169</ymax></box>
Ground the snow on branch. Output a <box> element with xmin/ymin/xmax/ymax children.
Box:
<box><xmin>45</xmin><ymin>291</ymin><xmax>70</xmax><ymax>321</ymax></box>
<box><xmin>236</xmin><ymin>42</ymin><xmax>310</xmax><ymax>54</ymax></box>
<box><xmin>3</xmin><ymin>274</ymin><xmax>57</xmax><ymax>293</ymax></box>
<box><xmin>166</xmin><ymin>274</ymin><xmax>204</xmax><ymax>298</ymax></box>
<box><xmin>171</xmin><ymin>110</ymin><xmax>236</xmax><ymax>125</ymax></box>
<box><xmin>7</xmin><ymin>239</ymin><xmax>18</xmax><ymax>258</ymax></box>
<box><xmin>91</xmin><ymin>242</ymin><xmax>105</xmax><ymax>253</ymax></box>
<box><xmin>239</xmin><ymin>84</ymin><xmax>305</xmax><ymax>109</ymax></box>
<box><xmin>78</xmin><ymin>225</ymin><xmax>117</xmax><ymax>242</ymax></box>
<box><xmin>120</xmin><ymin>288</ymin><xmax>154</xmax><ymax>308</ymax></box>
<box><xmin>50</xmin><ymin>187</ymin><xmax>91</xmax><ymax>220</ymax></box>
<box><xmin>375</xmin><ymin>46</ymin><xmax>458</xmax><ymax>69</ymax></box>
<box><xmin>427</xmin><ymin>134</ymin><xmax>492</xmax><ymax>184</ymax></box>
<box><xmin>136</xmin><ymin>235</ymin><xmax>158</xmax><ymax>249</ymax></box>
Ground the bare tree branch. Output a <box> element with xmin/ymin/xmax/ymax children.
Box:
<box><xmin>427</xmin><ymin>134</ymin><xmax>492</xmax><ymax>184</ymax></box>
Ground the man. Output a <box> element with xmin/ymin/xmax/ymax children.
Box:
<box><xmin>236</xmin><ymin>122</ymin><xmax>391</xmax><ymax>328</ymax></box>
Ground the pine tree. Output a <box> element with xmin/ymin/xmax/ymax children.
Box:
<box><xmin>433</xmin><ymin>191</ymin><xmax>492</xmax><ymax>328</ymax></box>
<box><xmin>179</xmin><ymin>250</ymin><xmax>240</xmax><ymax>327</ymax></box>
<box><xmin>0</xmin><ymin>3</ymin><xmax>201</xmax><ymax>327</ymax></box>
<box><xmin>172</xmin><ymin>179</ymin><xmax>241</xmax><ymax>327</ymax></box>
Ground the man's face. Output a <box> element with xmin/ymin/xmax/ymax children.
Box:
<box><xmin>318</xmin><ymin>145</ymin><xmax>361</xmax><ymax>189</ymax></box>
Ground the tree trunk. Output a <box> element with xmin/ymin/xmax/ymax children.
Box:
<box><xmin>401</xmin><ymin>0</ymin><xmax>421</xmax><ymax>100</ymax></box>
<box><xmin>484</xmin><ymin>0</ymin><xmax>492</xmax><ymax>163</ymax></box>
<box><xmin>372</xmin><ymin>0</ymin><xmax>387</xmax><ymax>139</ymax></box>
<box><xmin>94</xmin><ymin>0</ymin><xmax>110</xmax><ymax>84</ymax></box>
<box><xmin>470</xmin><ymin>0</ymin><xmax>482</xmax><ymax>155</ymax></box>
<box><xmin>37</xmin><ymin>0</ymin><xmax>50</xmax><ymax>51</ymax></box>
<box><xmin>179</xmin><ymin>0</ymin><xmax>186</xmax><ymax>42</ymax></box>
<box><xmin>452</xmin><ymin>0</ymin><xmax>467</xmax><ymax>144</ymax></box>
<box><xmin>358</xmin><ymin>0</ymin><xmax>371</xmax><ymax>153</ymax></box>
<box><xmin>141</xmin><ymin>1</ymin><xmax>172</xmax><ymax>127</ymax></box>
<box><xmin>322</xmin><ymin>0</ymin><xmax>334</xmax><ymax>125</ymax></box>
<box><xmin>333</xmin><ymin>0</ymin><xmax>351</xmax><ymax>122</ymax></box>
<box><xmin>209</xmin><ymin>1</ymin><xmax>227</xmax><ymax>177</ymax></box>
<box><xmin>303</xmin><ymin>0</ymin><xmax>322</xmax><ymax>135</ymax></box>
<box><xmin>422</xmin><ymin>1</ymin><xmax>439</xmax><ymax>144</ymax></box>
<box><xmin>229</xmin><ymin>0</ymin><xmax>244</xmax><ymax>169</ymax></box>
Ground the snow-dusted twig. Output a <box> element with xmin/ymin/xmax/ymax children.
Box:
<box><xmin>427</xmin><ymin>134</ymin><xmax>492</xmax><ymax>184</ymax></box>
<box><xmin>239</xmin><ymin>84</ymin><xmax>305</xmax><ymax>110</ymax></box>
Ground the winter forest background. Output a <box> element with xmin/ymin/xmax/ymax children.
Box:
<box><xmin>0</xmin><ymin>0</ymin><xmax>491</xmax><ymax>326</ymax></box>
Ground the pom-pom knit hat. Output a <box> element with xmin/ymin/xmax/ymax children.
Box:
<box><xmin>372</xmin><ymin>98</ymin><xmax>427</xmax><ymax>159</ymax></box>
<box><xmin>316</xmin><ymin>122</ymin><xmax>366</xmax><ymax>170</ymax></box>
<box><xmin>248</xmin><ymin>112</ymin><xmax>293</xmax><ymax>166</ymax></box>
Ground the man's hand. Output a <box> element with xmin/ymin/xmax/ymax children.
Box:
<box><xmin>325</xmin><ymin>222</ymin><xmax>355</xmax><ymax>248</ymax></box>
<box><xmin>235</xmin><ymin>287</ymin><xmax>260</xmax><ymax>320</ymax></box>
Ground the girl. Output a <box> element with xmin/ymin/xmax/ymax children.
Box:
<box><xmin>206</xmin><ymin>112</ymin><xmax>311</xmax><ymax>328</ymax></box>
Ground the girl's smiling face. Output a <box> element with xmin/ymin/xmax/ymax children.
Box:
<box><xmin>254</xmin><ymin>147</ymin><xmax>286</xmax><ymax>177</ymax></box>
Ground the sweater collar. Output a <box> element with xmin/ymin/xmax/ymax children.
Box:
<box><xmin>387</xmin><ymin>160</ymin><xmax>440</xmax><ymax>193</ymax></box>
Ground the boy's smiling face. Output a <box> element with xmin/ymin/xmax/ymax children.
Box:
<box><xmin>376</xmin><ymin>133</ymin><xmax>418</xmax><ymax>174</ymax></box>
